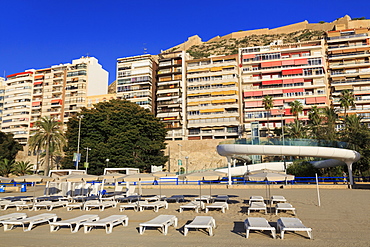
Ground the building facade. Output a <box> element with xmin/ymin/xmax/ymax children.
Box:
<box><xmin>116</xmin><ymin>54</ymin><xmax>156</xmax><ymax>113</ymax></box>
<box><xmin>156</xmin><ymin>51</ymin><xmax>188</xmax><ymax>140</ymax></box>
<box><xmin>327</xmin><ymin>28</ymin><xmax>370</xmax><ymax>123</ymax></box>
<box><xmin>186</xmin><ymin>54</ymin><xmax>241</xmax><ymax>139</ymax></box>
<box><xmin>2</xmin><ymin>56</ymin><xmax>108</xmax><ymax>145</ymax></box>
<box><xmin>240</xmin><ymin>40</ymin><xmax>330</xmax><ymax>136</ymax></box>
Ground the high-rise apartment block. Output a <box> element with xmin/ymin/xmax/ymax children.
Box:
<box><xmin>2</xmin><ymin>56</ymin><xmax>108</xmax><ymax>144</ymax></box>
<box><xmin>116</xmin><ymin>54</ymin><xmax>156</xmax><ymax>112</ymax></box>
<box><xmin>186</xmin><ymin>55</ymin><xmax>241</xmax><ymax>139</ymax></box>
<box><xmin>156</xmin><ymin>51</ymin><xmax>188</xmax><ymax>140</ymax></box>
<box><xmin>240</xmin><ymin>40</ymin><xmax>329</xmax><ymax>134</ymax></box>
<box><xmin>327</xmin><ymin>28</ymin><xmax>370</xmax><ymax>122</ymax></box>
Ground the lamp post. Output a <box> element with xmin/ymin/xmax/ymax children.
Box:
<box><xmin>185</xmin><ymin>156</ymin><xmax>189</xmax><ymax>174</ymax></box>
<box><xmin>105</xmin><ymin>158</ymin><xmax>110</xmax><ymax>167</ymax></box>
<box><xmin>84</xmin><ymin>147</ymin><xmax>91</xmax><ymax>172</ymax></box>
<box><xmin>76</xmin><ymin>115</ymin><xmax>84</xmax><ymax>170</ymax></box>
<box><xmin>177</xmin><ymin>144</ymin><xmax>182</xmax><ymax>174</ymax></box>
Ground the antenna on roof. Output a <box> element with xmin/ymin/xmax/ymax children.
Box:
<box><xmin>143</xmin><ymin>43</ymin><xmax>147</xmax><ymax>54</ymax></box>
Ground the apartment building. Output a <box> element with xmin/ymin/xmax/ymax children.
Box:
<box><xmin>186</xmin><ymin>55</ymin><xmax>241</xmax><ymax>139</ymax></box>
<box><xmin>2</xmin><ymin>56</ymin><xmax>108</xmax><ymax>145</ymax></box>
<box><xmin>0</xmin><ymin>77</ymin><xmax>5</xmax><ymax>123</ymax></box>
<box><xmin>156</xmin><ymin>51</ymin><xmax>188</xmax><ymax>140</ymax></box>
<box><xmin>327</xmin><ymin>28</ymin><xmax>370</xmax><ymax>122</ymax></box>
<box><xmin>116</xmin><ymin>54</ymin><xmax>156</xmax><ymax>112</ymax></box>
<box><xmin>240</xmin><ymin>40</ymin><xmax>330</xmax><ymax>136</ymax></box>
<box><xmin>86</xmin><ymin>94</ymin><xmax>116</xmax><ymax>108</ymax></box>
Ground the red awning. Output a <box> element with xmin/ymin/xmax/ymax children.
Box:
<box><xmin>245</xmin><ymin>101</ymin><xmax>258</xmax><ymax>107</ymax></box>
<box><xmin>285</xmin><ymin>109</ymin><xmax>292</xmax><ymax>115</ymax></box>
<box><xmin>285</xmin><ymin>118</ymin><xmax>295</xmax><ymax>123</ymax></box>
<box><xmin>242</xmin><ymin>54</ymin><xmax>256</xmax><ymax>59</ymax></box>
<box><xmin>283</xmin><ymin>79</ymin><xmax>294</xmax><ymax>84</ymax></box>
<box><xmin>282</xmin><ymin>60</ymin><xmax>295</xmax><ymax>66</ymax></box>
<box><xmin>294</xmin><ymin>59</ymin><xmax>308</xmax><ymax>65</ymax></box>
<box><xmin>263</xmin><ymin>90</ymin><xmax>273</xmax><ymax>95</ymax></box>
<box><xmin>282</xmin><ymin>69</ymin><xmax>303</xmax><ymax>75</ymax></box>
<box><xmin>270</xmin><ymin>61</ymin><xmax>282</xmax><ymax>67</ymax></box>
<box><xmin>293</xmin><ymin>78</ymin><xmax>304</xmax><ymax>83</ymax></box>
<box><xmin>244</xmin><ymin>91</ymin><xmax>254</xmax><ymax>97</ymax></box>
<box><xmin>273</xmin><ymin>99</ymin><xmax>284</xmax><ymax>106</ymax></box>
<box><xmin>315</xmin><ymin>96</ymin><xmax>327</xmax><ymax>103</ymax></box>
<box><xmin>33</xmin><ymin>81</ymin><xmax>43</xmax><ymax>85</ymax></box>
<box><xmin>253</xmin><ymin>91</ymin><xmax>263</xmax><ymax>96</ymax></box>
<box><xmin>51</xmin><ymin>99</ymin><xmax>62</xmax><ymax>104</ymax></box>
<box><xmin>305</xmin><ymin>97</ymin><xmax>316</xmax><ymax>104</ymax></box>
<box><xmin>32</xmin><ymin>102</ymin><xmax>41</xmax><ymax>106</ymax></box>
<box><xmin>7</xmin><ymin>71</ymin><xmax>33</xmax><ymax>78</ymax></box>
<box><xmin>261</xmin><ymin>62</ymin><xmax>272</xmax><ymax>68</ymax></box>
<box><xmin>262</xmin><ymin>80</ymin><xmax>283</xmax><ymax>85</ymax></box>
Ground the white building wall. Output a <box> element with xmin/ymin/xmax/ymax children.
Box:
<box><xmin>72</xmin><ymin>57</ymin><xmax>109</xmax><ymax>96</ymax></box>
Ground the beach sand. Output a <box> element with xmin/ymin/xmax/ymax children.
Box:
<box><xmin>0</xmin><ymin>185</ymin><xmax>369</xmax><ymax>247</ymax></box>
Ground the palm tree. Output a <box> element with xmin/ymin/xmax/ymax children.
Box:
<box><xmin>263</xmin><ymin>95</ymin><xmax>274</xmax><ymax>137</ymax></box>
<box><xmin>0</xmin><ymin>158</ymin><xmax>14</xmax><ymax>177</ymax></box>
<box><xmin>289</xmin><ymin>100</ymin><xmax>303</xmax><ymax>121</ymax></box>
<box><xmin>308</xmin><ymin>106</ymin><xmax>322</xmax><ymax>139</ymax></box>
<box><xmin>339</xmin><ymin>89</ymin><xmax>355</xmax><ymax>117</ymax></box>
<box><xmin>28</xmin><ymin>116</ymin><xmax>66</xmax><ymax>176</ymax></box>
<box><xmin>321</xmin><ymin>107</ymin><xmax>338</xmax><ymax>141</ymax></box>
<box><xmin>13</xmin><ymin>161</ymin><xmax>34</xmax><ymax>176</ymax></box>
<box><xmin>285</xmin><ymin>119</ymin><xmax>307</xmax><ymax>139</ymax></box>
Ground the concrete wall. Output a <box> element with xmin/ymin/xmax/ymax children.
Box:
<box><xmin>164</xmin><ymin>139</ymin><xmax>228</xmax><ymax>173</ymax></box>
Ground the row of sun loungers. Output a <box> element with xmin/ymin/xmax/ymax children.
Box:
<box><xmin>245</xmin><ymin>217</ymin><xmax>312</xmax><ymax>239</ymax></box>
<box><xmin>0</xmin><ymin>212</ymin><xmax>312</xmax><ymax>239</ymax></box>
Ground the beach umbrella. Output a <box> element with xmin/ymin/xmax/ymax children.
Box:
<box><xmin>178</xmin><ymin>171</ymin><xmax>227</xmax><ymax>199</ymax></box>
<box><xmin>14</xmin><ymin>174</ymin><xmax>55</xmax><ymax>199</ymax></box>
<box><xmin>0</xmin><ymin>176</ymin><xmax>13</xmax><ymax>183</ymax></box>
<box><xmin>121</xmin><ymin>173</ymin><xmax>157</xmax><ymax>195</ymax></box>
<box><xmin>151</xmin><ymin>172</ymin><xmax>177</xmax><ymax>198</ymax></box>
<box><xmin>244</xmin><ymin>170</ymin><xmax>295</xmax><ymax>206</ymax></box>
<box><xmin>57</xmin><ymin>173</ymin><xmax>99</xmax><ymax>182</ymax></box>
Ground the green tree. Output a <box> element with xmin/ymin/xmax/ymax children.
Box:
<box><xmin>0</xmin><ymin>158</ymin><xmax>14</xmax><ymax>177</ymax></box>
<box><xmin>339</xmin><ymin>89</ymin><xmax>355</xmax><ymax>117</ymax></box>
<box><xmin>321</xmin><ymin>107</ymin><xmax>338</xmax><ymax>141</ymax></box>
<box><xmin>308</xmin><ymin>106</ymin><xmax>322</xmax><ymax>139</ymax></box>
<box><xmin>262</xmin><ymin>95</ymin><xmax>274</xmax><ymax>137</ymax></box>
<box><xmin>285</xmin><ymin>119</ymin><xmax>307</xmax><ymax>139</ymax></box>
<box><xmin>289</xmin><ymin>100</ymin><xmax>303</xmax><ymax>121</ymax></box>
<box><xmin>61</xmin><ymin>99</ymin><xmax>168</xmax><ymax>174</ymax></box>
<box><xmin>0</xmin><ymin>132</ymin><xmax>23</xmax><ymax>161</ymax></box>
<box><xmin>287</xmin><ymin>160</ymin><xmax>318</xmax><ymax>177</ymax></box>
<box><xmin>13</xmin><ymin>161</ymin><xmax>34</xmax><ymax>176</ymax></box>
<box><xmin>28</xmin><ymin>116</ymin><xmax>66</xmax><ymax>176</ymax></box>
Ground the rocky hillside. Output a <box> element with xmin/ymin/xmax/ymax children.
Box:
<box><xmin>185</xmin><ymin>29</ymin><xmax>325</xmax><ymax>59</ymax></box>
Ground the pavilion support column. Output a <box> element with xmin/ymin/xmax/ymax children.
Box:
<box><xmin>345</xmin><ymin>161</ymin><xmax>354</xmax><ymax>189</ymax></box>
<box><xmin>227</xmin><ymin>156</ymin><xmax>232</xmax><ymax>187</ymax></box>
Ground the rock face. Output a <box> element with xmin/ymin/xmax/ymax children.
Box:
<box><xmin>163</xmin><ymin>15</ymin><xmax>370</xmax><ymax>59</ymax></box>
<box><xmin>164</xmin><ymin>139</ymin><xmax>227</xmax><ymax>173</ymax></box>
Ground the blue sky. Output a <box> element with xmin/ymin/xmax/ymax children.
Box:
<box><xmin>0</xmin><ymin>0</ymin><xmax>369</xmax><ymax>84</ymax></box>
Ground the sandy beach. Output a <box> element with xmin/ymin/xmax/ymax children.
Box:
<box><xmin>0</xmin><ymin>185</ymin><xmax>369</xmax><ymax>247</ymax></box>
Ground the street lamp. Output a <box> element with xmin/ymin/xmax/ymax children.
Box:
<box><xmin>84</xmin><ymin>147</ymin><xmax>91</xmax><ymax>172</ymax></box>
<box><xmin>279</xmin><ymin>107</ymin><xmax>286</xmax><ymax>172</ymax></box>
<box><xmin>105</xmin><ymin>158</ymin><xmax>110</xmax><ymax>167</ymax></box>
<box><xmin>177</xmin><ymin>144</ymin><xmax>182</xmax><ymax>173</ymax></box>
<box><xmin>185</xmin><ymin>156</ymin><xmax>189</xmax><ymax>174</ymax></box>
<box><xmin>76</xmin><ymin>115</ymin><xmax>84</xmax><ymax>170</ymax></box>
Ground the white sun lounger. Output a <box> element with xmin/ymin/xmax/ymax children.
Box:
<box><xmin>139</xmin><ymin>215</ymin><xmax>177</xmax><ymax>235</ymax></box>
<box><xmin>213</xmin><ymin>195</ymin><xmax>229</xmax><ymax>202</ymax></box>
<box><xmin>244</xmin><ymin>217</ymin><xmax>276</xmax><ymax>239</ymax></box>
<box><xmin>271</xmin><ymin>195</ymin><xmax>287</xmax><ymax>204</ymax></box>
<box><xmin>165</xmin><ymin>195</ymin><xmax>185</xmax><ymax>203</ymax></box>
<box><xmin>179</xmin><ymin>201</ymin><xmax>205</xmax><ymax>213</ymax></box>
<box><xmin>66</xmin><ymin>201</ymin><xmax>84</xmax><ymax>211</ymax></box>
<box><xmin>13</xmin><ymin>201</ymin><xmax>34</xmax><ymax>211</ymax></box>
<box><xmin>138</xmin><ymin>201</ymin><xmax>168</xmax><ymax>212</ymax></box>
<box><xmin>83</xmin><ymin>215</ymin><xmax>128</xmax><ymax>234</ymax></box>
<box><xmin>275</xmin><ymin>203</ymin><xmax>296</xmax><ymax>215</ymax></box>
<box><xmin>205</xmin><ymin>202</ymin><xmax>229</xmax><ymax>213</ymax></box>
<box><xmin>119</xmin><ymin>202</ymin><xmax>139</xmax><ymax>212</ymax></box>
<box><xmin>49</xmin><ymin>214</ymin><xmax>99</xmax><ymax>233</ymax></box>
<box><xmin>143</xmin><ymin>195</ymin><xmax>166</xmax><ymax>202</ymax></box>
<box><xmin>194</xmin><ymin>195</ymin><xmax>213</xmax><ymax>203</ymax></box>
<box><xmin>1</xmin><ymin>213</ymin><xmax>57</xmax><ymax>232</ymax></box>
<box><xmin>184</xmin><ymin>216</ymin><xmax>216</xmax><ymax>236</ymax></box>
<box><xmin>0</xmin><ymin>200</ymin><xmax>23</xmax><ymax>210</ymax></box>
<box><xmin>32</xmin><ymin>201</ymin><xmax>67</xmax><ymax>211</ymax></box>
<box><xmin>249</xmin><ymin>196</ymin><xmax>264</xmax><ymax>203</ymax></box>
<box><xmin>0</xmin><ymin>213</ymin><xmax>27</xmax><ymax>223</ymax></box>
<box><xmin>277</xmin><ymin>217</ymin><xmax>313</xmax><ymax>239</ymax></box>
<box><xmin>83</xmin><ymin>200</ymin><xmax>117</xmax><ymax>211</ymax></box>
<box><xmin>248</xmin><ymin>202</ymin><xmax>267</xmax><ymax>215</ymax></box>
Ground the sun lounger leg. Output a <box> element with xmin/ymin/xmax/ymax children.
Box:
<box><xmin>106</xmin><ymin>224</ymin><xmax>113</xmax><ymax>234</ymax></box>
<box><xmin>307</xmin><ymin>230</ymin><xmax>313</xmax><ymax>239</ymax></box>
<box><xmin>4</xmin><ymin>224</ymin><xmax>14</xmax><ymax>231</ymax></box>
<box><xmin>245</xmin><ymin>229</ymin><xmax>250</xmax><ymax>238</ymax></box>
<box><xmin>184</xmin><ymin>227</ymin><xmax>188</xmax><ymax>236</ymax></box>
<box><xmin>271</xmin><ymin>229</ymin><xmax>276</xmax><ymax>239</ymax></box>
<box><xmin>208</xmin><ymin>226</ymin><xmax>213</xmax><ymax>236</ymax></box>
<box><xmin>280</xmin><ymin>230</ymin><xmax>285</xmax><ymax>239</ymax></box>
